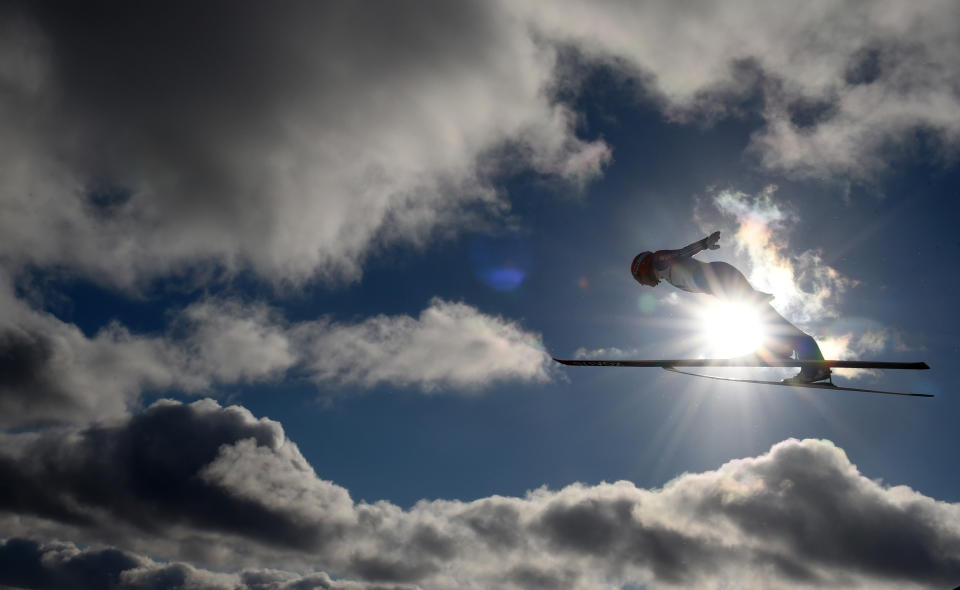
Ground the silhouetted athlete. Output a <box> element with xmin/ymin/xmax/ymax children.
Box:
<box><xmin>631</xmin><ymin>231</ymin><xmax>829</xmax><ymax>383</ymax></box>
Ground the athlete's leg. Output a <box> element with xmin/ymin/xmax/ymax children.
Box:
<box><xmin>757</xmin><ymin>303</ymin><xmax>830</xmax><ymax>382</ymax></box>
<box><xmin>756</xmin><ymin>304</ymin><xmax>824</xmax><ymax>361</ymax></box>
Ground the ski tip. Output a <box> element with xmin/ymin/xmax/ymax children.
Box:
<box><xmin>892</xmin><ymin>361</ymin><xmax>930</xmax><ymax>370</ymax></box>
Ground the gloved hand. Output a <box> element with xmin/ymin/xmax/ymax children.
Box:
<box><xmin>706</xmin><ymin>231</ymin><xmax>721</xmax><ymax>250</ymax></box>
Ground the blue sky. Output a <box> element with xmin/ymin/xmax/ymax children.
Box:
<box><xmin>1</xmin><ymin>2</ymin><xmax>959</xmax><ymax>589</ymax></box>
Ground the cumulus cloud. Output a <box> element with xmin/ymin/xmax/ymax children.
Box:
<box><xmin>0</xmin><ymin>271</ymin><xmax>297</xmax><ymax>427</ymax></box>
<box><xmin>0</xmin><ymin>399</ymin><xmax>355</xmax><ymax>560</ymax></box>
<box><xmin>176</xmin><ymin>299</ymin><xmax>298</xmax><ymax>386</ymax></box>
<box><xmin>297</xmin><ymin>298</ymin><xmax>553</xmax><ymax>391</ymax></box>
<box><xmin>2</xmin><ymin>399</ymin><xmax>959</xmax><ymax>589</ymax></box>
<box><xmin>0</xmin><ymin>272</ymin><xmax>188</xmax><ymax>427</ymax></box>
<box><xmin>818</xmin><ymin>327</ymin><xmax>903</xmax><ymax>380</ymax></box>
<box><xmin>0</xmin><ymin>0</ymin><xmax>609</xmax><ymax>288</ymax></box>
<box><xmin>518</xmin><ymin>0</ymin><xmax>960</xmax><ymax>179</ymax></box>
<box><xmin>0</xmin><ymin>281</ymin><xmax>552</xmax><ymax>426</ymax></box>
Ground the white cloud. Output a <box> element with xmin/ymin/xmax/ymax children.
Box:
<box><xmin>699</xmin><ymin>186</ymin><xmax>856</xmax><ymax>325</ymax></box>
<box><xmin>819</xmin><ymin>328</ymin><xmax>897</xmax><ymax>380</ymax></box>
<box><xmin>517</xmin><ymin>0</ymin><xmax>960</xmax><ymax>179</ymax></box>
<box><xmin>177</xmin><ymin>299</ymin><xmax>298</xmax><ymax>385</ymax></box>
<box><xmin>661</xmin><ymin>292</ymin><xmax>682</xmax><ymax>306</ymax></box>
<box><xmin>297</xmin><ymin>298</ymin><xmax>553</xmax><ymax>392</ymax></box>
<box><xmin>2</xmin><ymin>399</ymin><xmax>959</xmax><ymax>589</ymax></box>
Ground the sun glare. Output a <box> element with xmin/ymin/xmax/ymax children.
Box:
<box><xmin>698</xmin><ymin>300</ymin><xmax>767</xmax><ymax>358</ymax></box>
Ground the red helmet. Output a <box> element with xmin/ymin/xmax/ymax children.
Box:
<box><xmin>631</xmin><ymin>252</ymin><xmax>653</xmax><ymax>282</ymax></box>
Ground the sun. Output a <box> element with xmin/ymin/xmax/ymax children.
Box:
<box><xmin>697</xmin><ymin>299</ymin><xmax>767</xmax><ymax>358</ymax></box>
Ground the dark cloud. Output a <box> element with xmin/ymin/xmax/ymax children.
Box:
<box><xmin>3</xmin><ymin>401</ymin><xmax>959</xmax><ymax>589</ymax></box>
<box><xmin>787</xmin><ymin>96</ymin><xmax>840</xmax><ymax>131</ymax></box>
<box><xmin>0</xmin><ymin>454</ymin><xmax>94</xmax><ymax>528</ymax></box>
<box><xmin>502</xmin><ymin>564</ymin><xmax>579</xmax><ymax>589</ymax></box>
<box><xmin>0</xmin><ymin>327</ymin><xmax>52</xmax><ymax>391</ymax></box>
<box><xmin>348</xmin><ymin>555</ymin><xmax>438</xmax><ymax>585</ymax></box>
<box><xmin>537</xmin><ymin>497</ymin><xmax>635</xmax><ymax>555</ymax></box>
<box><xmin>0</xmin><ymin>0</ymin><xmax>606</xmax><ymax>287</ymax></box>
<box><xmin>844</xmin><ymin>46</ymin><xmax>884</xmax><ymax>86</ymax></box>
<box><xmin>457</xmin><ymin>499</ymin><xmax>524</xmax><ymax>550</ymax></box>
<box><xmin>409</xmin><ymin>524</ymin><xmax>458</xmax><ymax>561</ymax></box>
<box><xmin>0</xmin><ymin>274</ymin><xmax>187</xmax><ymax>427</ymax></box>
<box><xmin>0</xmin><ymin>538</ymin><xmax>144</xmax><ymax>590</ymax></box>
<box><xmin>0</xmin><ymin>538</ymin><xmax>417</xmax><ymax>590</ymax></box>
<box><xmin>535</xmin><ymin>495</ymin><xmax>723</xmax><ymax>585</ymax></box>
<box><xmin>0</xmin><ymin>327</ymin><xmax>77</xmax><ymax>425</ymax></box>
<box><xmin>238</xmin><ymin>569</ymin><xmax>417</xmax><ymax>590</ymax></box>
<box><xmin>0</xmin><ymin>316</ymin><xmax>176</xmax><ymax>428</ymax></box>
<box><xmin>0</xmin><ymin>399</ymin><xmax>337</xmax><ymax>551</ymax></box>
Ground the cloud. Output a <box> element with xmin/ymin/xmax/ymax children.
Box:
<box><xmin>517</xmin><ymin>0</ymin><xmax>960</xmax><ymax>179</ymax></box>
<box><xmin>661</xmin><ymin>292</ymin><xmax>682</xmax><ymax>306</ymax></box>
<box><xmin>0</xmin><ymin>279</ymin><xmax>552</xmax><ymax>426</ymax></box>
<box><xmin>0</xmin><ymin>272</ymin><xmax>188</xmax><ymax>427</ymax></box>
<box><xmin>573</xmin><ymin>346</ymin><xmax>639</xmax><ymax>360</ymax></box>
<box><xmin>0</xmin><ymin>538</ymin><xmax>416</xmax><ymax>590</ymax></box>
<box><xmin>697</xmin><ymin>186</ymin><xmax>856</xmax><ymax>325</ymax></box>
<box><xmin>296</xmin><ymin>298</ymin><xmax>553</xmax><ymax>392</ymax></box>
<box><xmin>818</xmin><ymin>327</ymin><xmax>901</xmax><ymax>380</ymax></box>
<box><xmin>176</xmin><ymin>299</ymin><xmax>298</xmax><ymax>385</ymax></box>
<box><xmin>0</xmin><ymin>399</ymin><xmax>356</xmax><ymax>561</ymax></box>
<box><xmin>0</xmin><ymin>271</ymin><xmax>299</xmax><ymax>427</ymax></box>
<box><xmin>0</xmin><ymin>0</ymin><xmax>609</xmax><ymax>288</ymax></box>
<box><xmin>2</xmin><ymin>399</ymin><xmax>959</xmax><ymax>589</ymax></box>
<box><xmin>177</xmin><ymin>297</ymin><xmax>554</xmax><ymax>395</ymax></box>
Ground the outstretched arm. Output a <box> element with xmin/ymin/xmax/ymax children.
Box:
<box><xmin>652</xmin><ymin>231</ymin><xmax>720</xmax><ymax>270</ymax></box>
<box><xmin>677</xmin><ymin>231</ymin><xmax>720</xmax><ymax>257</ymax></box>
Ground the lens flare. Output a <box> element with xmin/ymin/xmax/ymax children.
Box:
<box><xmin>698</xmin><ymin>299</ymin><xmax>767</xmax><ymax>358</ymax></box>
<box><xmin>637</xmin><ymin>293</ymin><xmax>658</xmax><ymax>314</ymax></box>
<box><xmin>471</xmin><ymin>236</ymin><xmax>530</xmax><ymax>292</ymax></box>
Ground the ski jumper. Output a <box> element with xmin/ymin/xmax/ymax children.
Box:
<box><xmin>633</xmin><ymin>236</ymin><xmax>824</xmax><ymax>363</ymax></box>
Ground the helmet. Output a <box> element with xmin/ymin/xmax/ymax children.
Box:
<box><xmin>631</xmin><ymin>252</ymin><xmax>652</xmax><ymax>282</ymax></box>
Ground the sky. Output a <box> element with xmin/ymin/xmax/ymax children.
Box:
<box><xmin>1</xmin><ymin>1</ymin><xmax>959</xmax><ymax>589</ymax></box>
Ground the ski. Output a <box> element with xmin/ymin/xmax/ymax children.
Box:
<box><xmin>661</xmin><ymin>367</ymin><xmax>933</xmax><ymax>398</ymax></box>
<box><xmin>552</xmin><ymin>358</ymin><xmax>930</xmax><ymax>370</ymax></box>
